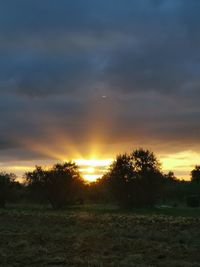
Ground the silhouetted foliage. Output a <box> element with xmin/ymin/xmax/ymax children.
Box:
<box><xmin>8</xmin><ymin>180</ymin><xmax>24</xmax><ymax>203</ymax></box>
<box><xmin>0</xmin><ymin>172</ymin><xmax>16</xmax><ymax>208</ymax></box>
<box><xmin>191</xmin><ymin>166</ymin><xmax>200</xmax><ymax>183</ymax></box>
<box><xmin>106</xmin><ymin>149</ymin><xmax>163</xmax><ymax>207</ymax></box>
<box><xmin>164</xmin><ymin>171</ymin><xmax>177</xmax><ymax>182</ymax></box>
<box><xmin>162</xmin><ymin>171</ymin><xmax>179</xmax><ymax>203</ymax></box>
<box><xmin>131</xmin><ymin>149</ymin><xmax>163</xmax><ymax>206</ymax></box>
<box><xmin>132</xmin><ymin>149</ymin><xmax>161</xmax><ymax>173</ymax></box>
<box><xmin>160</xmin><ymin>172</ymin><xmax>200</xmax><ymax>206</ymax></box>
<box><xmin>87</xmin><ymin>176</ymin><xmax>113</xmax><ymax>203</ymax></box>
<box><xmin>25</xmin><ymin>166</ymin><xmax>47</xmax><ymax>203</ymax></box>
<box><xmin>106</xmin><ymin>154</ymin><xmax>135</xmax><ymax>206</ymax></box>
<box><xmin>25</xmin><ymin>162</ymin><xmax>85</xmax><ymax>209</ymax></box>
<box><xmin>3</xmin><ymin>149</ymin><xmax>200</xmax><ymax>209</ymax></box>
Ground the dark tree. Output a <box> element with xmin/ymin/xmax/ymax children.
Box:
<box><xmin>25</xmin><ymin>166</ymin><xmax>48</xmax><ymax>203</ymax></box>
<box><xmin>87</xmin><ymin>176</ymin><xmax>112</xmax><ymax>204</ymax></box>
<box><xmin>25</xmin><ymin>162</ymin><xmax>85</xmax><ymax>209</ymax></box>
<box><xmin>131</xmin><ymin>149</ymin><xmax>163</xmax><ymax>206</ymax></box>
<box><xmin>191</xmin><ymin>166</ymin><xmax>200</xmax><ymax>183</ymax></box>
<box><xmin>164</xmin><ymin>171</ymin><xmax>177</xmax><ymax>182</ymax></box>
<box><xmin>162</xmin><ymin>171</ymin><xmax>179</xmax><ymax>204</ymax></box>
<box><xmin>47</xmin><ymin>162</ymin><xmax>84</xmax><ymax>208</ymax></box>
<box><xmin>0</xmin><ymin>172</ymin><xmax>16</xmax><ymax>208</ymax></box>
<box><xmin>106</xmin><ymin>149</ymin><xmax>163</xmax><ymax>207</ymax></box>
<box><xmin>107</xmin><ymin>154</ymin><xmax>135</xmax><ymax>207</ymax></box>
<box><xmin>132</xmin><ymin>149</ymin><xmax>161</xmax><ymax>173</ymax></box>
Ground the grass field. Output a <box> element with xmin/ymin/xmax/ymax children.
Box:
<box><xmin>1</xmin><ymin>205</ymin><xmax>200</xmax><ymax>267</ymax></box>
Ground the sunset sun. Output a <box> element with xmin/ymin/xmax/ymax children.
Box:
<box><xmin>75</xmin><ymin>158</ymin><xmax>113</xmax><ymax>182</ymax></box>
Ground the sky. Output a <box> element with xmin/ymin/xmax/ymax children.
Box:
<box><xmin>1</xmin><ymin>0</ymin><xmax>200</xmax><ymax>181</ymax></box>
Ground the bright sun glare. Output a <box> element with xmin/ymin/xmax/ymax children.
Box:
<box><xmin>74</xmin><ymin>158</ymin><xmax>113</xmax><ymax>182</ymax></box>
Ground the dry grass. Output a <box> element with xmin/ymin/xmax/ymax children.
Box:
<box><xmin>1</xmin><ymin>205</ymin><xmax>200</xmax><ymax>266</ymax></box>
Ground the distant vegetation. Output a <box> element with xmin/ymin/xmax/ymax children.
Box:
<box><xmin>1</xmin><ymin>148</ymin><xmax>200</xmax><ymax>209</ymax></box>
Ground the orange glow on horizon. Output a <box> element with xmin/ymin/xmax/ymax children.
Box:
<box><xmin>160</xmin><ymin>150</ymin><xmax>200</xmax><ymax>180</ymax></box>
<box><xmin>2</xmin><ymin>145</ymin><xmax>200</xmax><ymax>182</ymax></box>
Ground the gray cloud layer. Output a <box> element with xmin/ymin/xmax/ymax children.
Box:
<box><xmin>1</xmin><ymin>0</ymin><xmax>200</xmax><ymax>164</ymax></box>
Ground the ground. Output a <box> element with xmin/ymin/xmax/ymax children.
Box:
<box><xmin>1</xmin><ymin>205</ymin><xmax>200</xmax><ymax>267</ymax></box>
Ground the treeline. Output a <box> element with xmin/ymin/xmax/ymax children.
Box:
<box><xmin>1</xmin><ymin>149</ymin><xmax>200</xmax><ymax>209</ymax></box>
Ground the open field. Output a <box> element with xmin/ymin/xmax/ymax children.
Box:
<box><xmin>1</xmin><ymin>205</ymin><xmax>200</xmax><ymax>267</ymax></box>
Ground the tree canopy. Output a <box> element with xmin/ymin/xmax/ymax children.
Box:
<box><xmin>0</xmin><ymin>172</ymin><xmax>16</xmax><ymax>208</ymax></box>
<box><xmin>106</xmin><ymin>149</ymin><xmax>163</xmax><ymax>207</ymax></box>
<box><xmin>25</xmin><ymin>162</ymin><xmax>85</xmax><ymax>209</ymax></box>
<box><xmin>191</xmin><ymin>165</ymin><xmax>200</xmax><ymax>183</ymax></box>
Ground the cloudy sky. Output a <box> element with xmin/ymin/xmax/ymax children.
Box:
<box><xmin>1</xmin><ymin>0</ymin><xmax>200</xmax><ymax>180</ymax></box>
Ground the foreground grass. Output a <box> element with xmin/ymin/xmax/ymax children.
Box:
<box><xmin>1</xmin><ymin>205</ymin><xmax>200</xmax><ymax>266</ymax></box>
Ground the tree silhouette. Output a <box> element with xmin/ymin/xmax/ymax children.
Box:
<box><xmin>191</xmin><ymin>165</ymin><xmax>200</xmax><ymax>183</ymax></box>
<box><xmin>164</xmin><ymin>171</ymin><xmax>177</xmax><ymax>182</ymax></box>
<box><xmin>162</xmin><ymin>171</ymin><xmax>178</xmax><ymax>203</ymax></box>
<box><xmin>25</xmin><ymin>162</ymin><xmax>85</xmax><ymax>209</ymax></box>
<box><xmin>106</xmin><ymin>154</ymin><xmax>135</xmax><ymax>206</ymax></box>
<box><xmin>132</xmin><ymin>149</ymin><xmax>161</xmax><ymax>173</ymax></box>
<box><xmin>25</xmin><ymin>166</ymin><xmax>48</xmax><ymax>203</ymax></box>
<box><xmin>87</xmin><ymin>177</ymin><xmax>112</xmax><ymax>203</ymax></box>
<box><xmin>131</xmin><ymin>149</ymin><xmax>163</xmax><ymax>206</ymax></box>
<box><xmin>0</xmin><ymin>172</ymin><xmax>16</xmax><ymax>208</ymax></box>
<box><xmin>106</xmin><ymin>149</ymin><xmax>163</xmax><ymax>207</ymax></box>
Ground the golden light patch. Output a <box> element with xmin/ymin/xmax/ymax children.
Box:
<box><xmin>83</xmin><ymin>174</ymin><xmax>101</xmax><ymax>182</ymax></box>
<box><xmin>74</xmin><ymin>158</ymin><xmax>113</xmax><ymax>182</ymax></box>
<box><xmin>160</xmin><ymin>150</ymin><xmax>200</xmax><ymax>180</ymax></box>
<box><xmin>86</xmin><ymin>167</ymin><xmax>95</xmax><ymax>173</ymax></box>
<box><xmin>75</xmin><ymin>158</ymin><xmax>113</xmax><ymax>167</ymax></box>
<box><xmin>1</xmin><ymin>165</ymin><xmax>33</xmax><ymax>173</ymax></box>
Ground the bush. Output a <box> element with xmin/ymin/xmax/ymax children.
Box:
<box><xmin>186</xmin><ymin>195</ymin><xmax>200</xmax><ymax>208</ymax></box>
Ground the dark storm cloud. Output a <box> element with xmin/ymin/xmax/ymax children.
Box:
<box><xmin>1</xmin><ymin>0</ymin><xmax>200</xmax><ymax>163</ymax></box>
